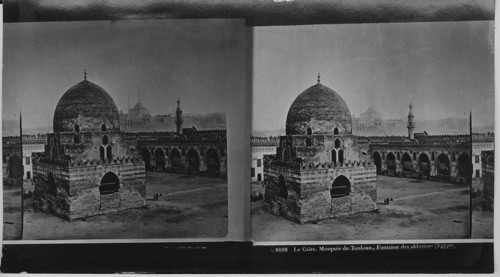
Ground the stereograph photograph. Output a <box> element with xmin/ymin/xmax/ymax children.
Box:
<box><xmin>251</xmin><ymin>21</ymin><xmax>494</xmax><ymax>242</ymax></box>
<box><xmin>2</xmin><ymin>19</ymin><xmax>249</xmax><ymax>240</ymax></box>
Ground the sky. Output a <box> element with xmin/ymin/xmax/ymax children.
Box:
<box><xmin>253</xmin><ymin>21</ymin><xmax>494</xmax><ymax>131</ymax></box>
<box><xmin>3</xmin><ymin>19</ymin><xmax>248</xmax><ymax>129</ymax></box>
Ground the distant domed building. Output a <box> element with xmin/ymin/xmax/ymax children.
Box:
<box><xmin>263</xmin><ymin>74</ymin><xmax>377</xmax><ymax>223</ymax></box>
<box><xmin>33</xmin><ymin>71</ymin><xmax>146</xmax><ymax>221</ymax></box>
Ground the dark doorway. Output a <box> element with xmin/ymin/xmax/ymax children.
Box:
<box><xmin>154</xmin><ymin>148</ymin><xmax>165</xmax><ymax>172</ymax></box>
<box><xmin>170</xmin><ymin>148</ymin><xmax>182</xmax><ymax>168</ymax></box>
<box><xmin>47</xmin><ymin>172</ymin><xmax>57</xmax><ymax>197</ymax></box>
<box><xmin>206</xmin><ymin>148</ymin><xmax>220</xmax><ymax>171</ymax></box>
<box><xmin>278</xmin><ymin>175</ymin><xmax>287</xmax><ymax>199</ymax></box>
<box><xmin>8</xmin><ymin>155</ymin><xmax>23</xmax><ymax>179</ymax></box>
<box><xmin>437</xmin><ymin>153</ymin><xmax>450</xmax><ymax>176</ymax></box>
<box><xmin>401</xmin><ymin>153</ymin><xmax>412</xmax><ymax>173</ymax></box>
<box><xmin>418</xmin><ymin>153</ymin><xmax>430</xmax><ymax>178</ymax></box>
<box><xmin>331</xmin><ymin>175</ymin><xmax>350</xmax><ymax>198</ymax></box>
<box><xmin>373</xmin><ymin>152</ymin><xmax>382</xmax><ymax>174</ymax></box>
<box><xmin>386</xmin><ymin>153</ymin><xmax>396</xmax><ymax>175</ymax></box>
<box><xmin>457</xmin><ymin>154</ymin><xmax>472</xmax><ymax>177</ymax></box>
<box><xmin>100</xmin><ymin>172</ymin><xmax>119</xmax><ymax>195</ymax></box>
<box><xmin>141</xmin><ymin>148</ymin><xmax>151</xmax><ymax>170</ymax></box>
<box><xmin>187</xmin><ymin>148</ymin><xmax>200</xmax><ymax>172</ymax></box>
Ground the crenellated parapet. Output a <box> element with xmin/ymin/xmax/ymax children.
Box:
<box><xmin>251</xmin><ymin>136</ymin><xmax>280</xmax><ymax>146</ymax></box>
<box><xmin>35</xmin><ymin>155</ymin><xmax>143</xmax><ymax>167</ymax></box>
<box><xmin>3</xmin><ymin>134</ymin><xmax>48</xmax><ymax>145</ymax></box>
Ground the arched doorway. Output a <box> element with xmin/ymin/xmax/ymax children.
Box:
<box><xmin>170</xmin><ymin>148</ymin><xmax>182</xmax><ymax>168</ymax></box>
<box><xmin>100</xmin><ymin>172</ymin><xmax>119</xmax><ymax>195</ymax></box>
<box><xmin>47</xmin><ymin>172</ymin><xmax>57</xmax><ymax>197</ymax></box>
<box><xmin>141</xmin><ymin>148</ymin><xmax>151</xmax><ymax>170</ymax></box>
<box><xmin>278</xmin><ymin>175</ymin><xmax>287</xmax><ymax>199</ymax></box>
<box><xmin>154</xmin><ymin>148</ymin><xmax>165</xmax><ymax>172</ymax></box>
<box><xmin>372</xmin><ymin>152</ymin><xmax>382</xmax><ymax>174</ymax></box>
<box><xmin>418</xmin><ymin>153</ymin><xmax>430</xmax><ymax>178</ymax></box>
<box><xmin>386</xmin><ymin>153</ymin><xmax>396</xmax><ymax>175</ymax></box>
<box><xmin>331</xmin><ymin>175</ymin><xmax>351</xmax><ymax>198</ymax></box>
<box><xmin>206</xmin><ymin>148</ymin><xmax>220</xmax><ymax>171</ymax></box>
<box><xmin>437</xmin><ymin>153</ymin><xmax>450</xmax><ymax>176</ymax></box>
<box><xmin>401</xmin><ymin>153</ymin><xmax>412</xmax><ymax>174</ymax></box>
<box><xmin>8</xmin><ymin>155</ymin><xmax>23</xmax><ymax>179</ymax></box>
<box><xmin>457</xmin><ymin>154</ymin><xmax>472</xmax><ymax>178</ymax></box>
<box><xmin>187</xmin><ymin>148</ymin><xmax>200</xmax><ymax>172</ymax></box>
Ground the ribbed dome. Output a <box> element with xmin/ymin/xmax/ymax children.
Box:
<box><xmin>53</xmin><ymin>79</ymin><xmax>120</xmax><ymax>133</ymax></box>
<box><xmin>286</xmin><ymin>80</ymin><xmax>352</xmax><ymax>135</ymax></box>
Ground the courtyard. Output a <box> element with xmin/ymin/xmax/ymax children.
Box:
<box><xmin>3</xmin><ymin>172</ymin><xmax>228</xmax><ymax>240</ymax></box>
<box><xmin>252</xmin><ymin>175</ymin><xmax>493</xmax><ymax>241</ymax></box>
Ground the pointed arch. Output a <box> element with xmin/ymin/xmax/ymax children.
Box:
<box><xmin>437</xmin><ymin>153</ymin><xmax>450</xmax><ymax>176</ymax></box>
<box><xmin>154</xmin><ymin>148</ymin><xmax>165</xmax><ymax>171</ymax></box>
<box><xmin>307</xmin><ymin>127</ymin><xmax>312</xmax><ymax>135</ymax></box>
<box><xmin>101</xmin><ymin>124</ymin><xmax>107</xmax><ymax>131</ymax></box>
<box><xmin>170</xmin><ymin>148</ymin><xmax>182</xmax><ymax>168</ymax></box>
<box><xmin>418</xmin><ymin>153</ymin><xmax>430</xmax><ymax>177</ymax></box>
<box><xmin>102</xmin><ymin>135</ymin><xmax>109</xmax><ymax>145</ymax></box>
<box><xmin>334</xmin><ymin>127</ymin><xmax>339</xmax><ymax>135</ymax></box>
<box><xmin>206</xmin><ymin>148</ymin><xmax>220</xmax><ymax>171</ymax></box>
<box><xmin>372</xmin><ymin>151</ymin><xmax>382</xmax><ymax>174</ymax></box>
<box><xmin>386</xmin><ymin>152</ymin><xmax>396</xmax><ymax>174</ymax></box>
<box><xmin>141</xmin><ymin>147</ymin><xmax>151</xmax><ymax>170</ymax></box>
<box><xmin>401</xmin><ymin>153</ymin><xmax>412</xmax><ymax>173</ymax></box>
<box><xmin>75</xmin><ymin>124</ymin><xmax>80</xmax><ymax>132</ymax></box>
<box><xmin>187</xmin><ymin>148</ymin><xmax>200</xmax><ymax>172</ymax></box>
<box><xmin>100</xmin><ymin>172</ymin><xmax>119</xmax><ymax>195</ymax></box>
<box><xmin>331</xmin><ymin>175</ymin><xmax>350</xmax><ymax>198</ymax></box>
<box><xmin>334</xmin><ymin>138</ymin><xmax>341</xmax><ymax>149</ymax></box>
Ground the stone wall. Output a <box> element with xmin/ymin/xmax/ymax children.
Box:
<box><xmin>33</xmin><ymin>160</ymin><xmax>145</xmax><ymax>221</ymax></box>
<box><xmin>264</xmin><ymin>162</ymin><xmax>377</xmax><ymax>223</ymax></box>
<box><xmin>481</xmin><ymin>151</ymin><xmax>494</xmax><ymax>211</ymax></box>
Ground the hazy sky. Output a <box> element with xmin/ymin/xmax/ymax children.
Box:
<box><xmin>3</xmin><ymin>19</ymin><xmax>247</xmax><ymax>128</ymax></box>
<box><xmin>253</xmin><ymin>21</ymin><xmax>494</xmax><ymax>131</ymax></box>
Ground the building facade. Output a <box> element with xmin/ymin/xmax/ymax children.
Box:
<box><xmin>263</xmin><ymin>75</ymin><xmax>377</xmax><ymax>223</ymax></box>
<box><xmin>32</xmin><ymin>72</ymin><xmax>146</xmax><ymax>221</ymax></box>
<box><xmin>3</xmin><ymin>134</ymin><xmax>46</xmax><ymax>181</ymax></box>
<box><xmin>251</xmin><ymin>136</ymin><xmax>279</xmax><ymax>183</ymax></box>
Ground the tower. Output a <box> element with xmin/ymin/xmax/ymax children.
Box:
<box><xmin>175</xmin><ymin>98</ymin><xmax>183</xmax><ymax>134</ymax></box>
<box><xmin>407</xmin><ymin>103</ymin><xmax>415</xmax><ymax>139</ymax></box>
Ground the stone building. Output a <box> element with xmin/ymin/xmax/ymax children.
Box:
<box><xmin>251</xmin><ymin>136</ymin><xmax>279</xmax><ymax>183</ymax></box>
<box><xmin>32</xmin><ymin>72</ymin><xmax>146</xmax><ymax>221</ymax></box>
<box><xmin>3</xmin><ymin>134</ymin><xmax>46</xmax><ymax>181</ymax></box>
<box><xmin>481</xmin><ymin>150</ymin><xmax>494</xmax><ymax>211</ymax></box>
<box><xmin>363</xmin><ymin>105</ymin><xmax>493</xmax><ymax>184</ymax></box>
<box><xmin>263</xmin><ymin>75</ymin><xmax>377</xmax><ymax>223</ymax></box>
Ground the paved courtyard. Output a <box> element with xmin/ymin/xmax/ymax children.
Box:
<box><xmin>252</xmin><ymin>175</ymin><xmax>492</xmax><ymax>241</ymax></box>
<box><xmin>3</xmin><ymin>172</ymin><xmax>228</xmax><ymax>240</ymax></box>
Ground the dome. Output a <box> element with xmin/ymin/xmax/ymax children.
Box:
<box><xmin>286</xmin><ymin>78</ymin><xmax>352</xmax><ymax>135</ymax></box>
<box><xmin>53</xmin><ymin>77</ymin><xmax>120</xmax><ymax>133</ymax></box>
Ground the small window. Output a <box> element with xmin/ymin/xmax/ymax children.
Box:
<box><xmin>103</xmin><ymin>135</ymin><xmax>109</xmax><ymax>145</ymax></box>
<box><xmin>251</xmin><ymin>168</ymin><xmax>255</xmax><ymax>177</ymax></box>
<box><xmin>306</xmin><ymin>138</ymin><xmax>312</xmax><ymax>146</ymax></box>
<box><xmin>100</xmin><ymin>145</ymin><xmax>106</xmax><ymax>161</ymax></box>
<box><xmin>25</xmin><ymin>157</ymin><xmax>30</xmax><ymax>165</ymax></box>
<box><xmin>106</xmin><ymin>146</ymin><xmax>112</xmax><ymax>161</ymax></box>
<box><xmin>257</xmin><ymin>173</ymin><xmax>262</xmax><ymax>181</ymax></box>
<box><xmin>101</xmin><ymin>124</ymin><xmax>107</xmax><ymax>131</ymax></box>
<box><xmin>75</xmin><ymin>124</ymin><xmax>80</xmax><ymax>132</ymax></box>
<box><xmin>339</xmin><ymin>149</ymin><xmax>344</xmax><ymax>164</ymax></box>
<box><xmin>475</xmin><ymin>155</ymin><xmax>480</xmax><ymax>163</ymax></box>
<box><xmin>257</xmin><ymin>159</ymin><xmax>262</xmax><ymax>167</ymax></box>
<box><xmin>307</xmin><ymin>127</ymin><xmax>312</xmax><ymax>136</ymax></box>
<box><xmin>334</xmin><ymin>127</ymin><xmax>339</xmax><ymax>135</ymax></box>
<box><xmin>26</xmin><ymin>171</ymin><xmax>31</xmax><ymax>180</ymax></box>
<box><xmin>335</xmin><ymin>139</ymin><xmax>340</xmax><ymax>149</ymax></box>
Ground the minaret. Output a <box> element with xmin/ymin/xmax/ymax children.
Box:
<box><xmin>407</xmin><ymin>103</ymin><xmax>415</xmax><ymax>139</ymax></box>
<box><xmin>175</xmin><ymin>98</ymin><xmax>183</xmax><ymax>134</ymax></box>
